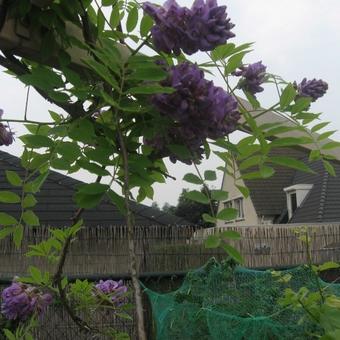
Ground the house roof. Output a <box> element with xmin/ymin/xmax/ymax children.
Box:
<box><xmin>0</xmin><ymin>150</ymin><xmax>189</xmax><ymax>227</ymax></box>
<box><xmin>241</xmin><ymin>147</ymin><xmax>340</xmax><ymax>223</ymax></box>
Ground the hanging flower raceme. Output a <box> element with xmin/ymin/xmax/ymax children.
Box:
<box><xmin>146</xmin><ymin>62</ymin><xmax>240</xmax><ymax>163</ymax></box>
<box><xmin>95</xmin><ymin>280</ymin><xmax>128</xmax><ymax>306</ymax></box>
<box><xmin>143</xmin><ymin>0</ymin><xmax>235</xmax><ymax>55</ymax></box>
<box><xmin>0</xmin><ymin>109</ymin><xmax>14</xmax><ymax>146</ymax></box>
<box><xmin>234</xmin><ymin>61</ymin><xmax>267</xmax><ymax>96</ymax></box>
<box><xmin>294</xmin><ymin>78</ymin><xmax>328</xmax><ymax>102</ymax></box>
<box><xmin>1</xmin><ymin>281</ymin><xmax>52</xmax><ymax>321</ymax></box>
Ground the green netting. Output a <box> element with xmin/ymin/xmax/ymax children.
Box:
<box><xmin>144</xmin><ymin>258</ymin><xmax>340</xmax><ymax>340</ymax></box>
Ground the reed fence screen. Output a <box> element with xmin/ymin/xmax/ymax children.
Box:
<box><xmin>1</xmin><ymin>223</ymin><xmax>340</xmax><ymax>339</ymax></box>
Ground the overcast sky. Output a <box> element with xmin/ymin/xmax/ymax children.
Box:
<box><xmin>1</xmin><ymin>0</ymin><xmax>339</xmax><ymax>207</ymax></box>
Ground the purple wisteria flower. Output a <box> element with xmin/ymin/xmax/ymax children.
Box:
<box><xmin>0</xmin><ymin>109</ymin><xmax>14</xmax><ymax>146</ymax></box>
<box><xmin>294</xmin><ymin>78</ymin><xmax>328</xmax><ymax>102</ymax></box>
<box><xmin>143</xmin><ymin>0</ymin><xmax>235</xmax><ymax>55</ymax></box>
<box><xmin>1</xmin><ymin>282</ymin><xmax>52</xmax><ymax>321</ymax></box>
<box><xmin>234</xmin><ymin>61</ymin><xmax>267</xmax><ymax>96</ymax></box>
<box><xmin>146</xmin><ymin>62</ymin><xmax>240</xmax><ymax>163</ymax></box>
<box><xmin>95</xmin><ymin>280</ymin><xmax>128</xmax><ymax>306</ymax></box>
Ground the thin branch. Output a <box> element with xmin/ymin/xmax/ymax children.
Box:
<box><xmin>116</xmin><ymin>124</ymin><xmax>147</xmax><ymax>340</ymax></box>
<box><xmin>24</xmin><ymin>86</ymin><xmax>30</xmax><ymax>121</ymax></box>
<box><xmin>52</xmin><ymin>174</ymin><xmax>105</xmax><ymax>334</ymax></box>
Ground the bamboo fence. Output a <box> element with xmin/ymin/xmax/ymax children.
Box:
<box><xmin>1</xmin><ymin>223</ymin><xmax>340</xmax><ymax>339</ymax></box>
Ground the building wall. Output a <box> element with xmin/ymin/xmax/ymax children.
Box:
<box><xmin>217</xmin><ymin>166</ymin><xmax>259</xmax><ymax>227</ymax></box>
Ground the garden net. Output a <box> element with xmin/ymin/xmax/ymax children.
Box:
<box><xmin>144</xmin><ymin>258</ymin><xmax>340</xmax><ymax>340</ymax></box>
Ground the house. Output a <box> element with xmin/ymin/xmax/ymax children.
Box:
<box><xmin>217</xmin><ymin>147</ymin><xmax>340</xmax><ymax>226</ymax></box>
<box><xmin>0</xmin><ymin>149</ymin><xmax>188</xmax><ymax>227</ymax></box>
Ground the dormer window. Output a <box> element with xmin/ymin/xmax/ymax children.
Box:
<box><xmin>283</xmin><ymin>184</ymin><xmax>313</xmax><ymax>219</ymax></box>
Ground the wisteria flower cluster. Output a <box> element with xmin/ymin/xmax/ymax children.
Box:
<box><xmin>146</xmin><ymin>62</ymin><xmax>240</xmax><ymax>163</ymax></box>
<box><xmin>234</xmin><ymin>61</ymin><xmax>267</xmax><ymax>96</ymax></box>
<box><xmin>1</xmin><ymin>281</ymin><xmax>52</xmax><ymax>321</ymax></box>
<box><xmin>143</xmin><ymin>0</ymin><xmax>235</xmax><ymax>55</ymax></box>
<box><xmin>0</xmin><ymin>109</ymin><xmax>14</xmax><ymax>146</ymax></box>
<box><xmin>294</xmin><ymin>78</ymin><xmax>328</xmax><ymax>102</ymax></box>
<box><xmin>95</xmin><ymin>279</ymin><xmax>128</xmax><ymax>306</ymax></box>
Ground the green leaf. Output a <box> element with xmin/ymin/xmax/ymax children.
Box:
<box><xmin>236</xmin><ymin>185</ymin><xmax>250</xmax><ymax>198</ymax></box>
<box><xmin>202</xmin><ymin>213</ymin><xmax>217</xmax><ymax>224</ymax></box>
<box><xmin>323</xmin><ymin>160</ymin><xmax>336</xmax><ymax>177</ymax></box>
<box><xmin>182</xmin><ymin>173</ymin><xmax>203</xmax><ymax>185</ymax></box>
<box><xmin>69</xmin><ymin>119</ymin><xmax>95</xmax><ymax>143</ymax></box>
<box><xmin>77</xmin><ymin>183</ymin><xmax>109</xmax><ymax>195</ymax></box>
<box><xmin>5</xmin><ymin>170</ymin><xmax>22</xmax><ymax>187</ymax></box>
<box><xmin>97</xmin><ymin>8</ymin><xmax>105</xmax><ymax>33</ymax></box>
<box><xmin>0</xmin><ymin>191</ymin><xmax>21</xmax><ymax>203</ymax></box>
<box><xmin>13</xmin><ymin>225</ymin><xmax>23</xmax><ymax>248</ymax></box>
<box><xmin>221</xmin><ymin>230</ymin><xmax>241</xmax><ymax>240</ymax></box>
<box><xmin>321</xmin><ymin>141</ymin><xmax>340</xmax><ymax>150</ymax></box>
<box><xmin>221</xmin><ymin>244</ymin><xmax>243</xmax><ymax>263</ymax></box>
<box><xmin>311</xmin><ymin>122</ymin><xmax>330</xmax><ymax>133</ymax></box>
<box><xmin>128</xmin><ymin>66</ymin><xmax>167</xmax><ymax>81</ymax></box>
<box><xmin>49</xmin><ymin>110</ymin><xmax>62</xmax><ymax>123</ymax></box>
<box><xmin>56</xmin><ymin>142</ymin><xmax>81</xmax><ymax>162</ymax></box>
<box><xmin>20</xmin><ymin>134</ymin><xmax>54</xmax><ymax>148</ymax></box>
<box><xmin>204</xmin><ymin>170</ymin><xmax>217</xmax><ymax>181</ymax></box>
<box><xmin>184</xmin><ymin>190</ymin><xmax>209</xmax><ymax>204</ymax></box>
<box><xmin>140</xmin><ymin>14</ymin><xmax>153</xmax><ymax>37</ymax></box>
<box><xmin>22</xmin><ymin>210</ymin><xmax>40</xmax><ymax>226</ymax></box>
<box><xmin>29</xmin><ymin>266</ymin><xmax>42</xmax><ymax>283</ymax></box>
<box><xmin>217</xmin><ymin>208</ymin><xmax>238</xmax><ymax>221</ymax></box>
<box><xmin>107</xmin><ymin>190</ymin><xmax>126</xmax><ymax>214</ymax></box>
<box><xmin>318</xmin><ymin>131</ymin><xmax>337</xmax><ymax>141</ymax></box>
<box><xmin>225</xmin><ymin>51</ymin><xmax>248</xmax><ymax>74</ymax></box>
<box><xmin>270</xmin><ymin>137</ymin><xmax>312</xmax><ymax>148</ymax></box>
<box><xmin>3</xmin><ymin>329</ymin><xmax>16</xmax><ymax>340</ymax></box>
<box><xmin>0</xmin><ymin>226</ymin><xmax>14</xmax><ymax>240</ymax></box>
<box><xmin>0</xmin><ymin>212</ymin><xmax>17</xmax><ymax>226</ymax></box>
<box><xmin>74</xmin><ymin>192</ymin><xmax>105</xmax><ymax>209</ymax></box>
<box><xmin>22</xmin><ymin>194</ymin><xmax>37</xmax><ymax>209</ymax></box>
<box><xmin>280</xmin><ymin>83</ymin><xmax>296</xmax><ymax>109</ymax></box>
<box><xmin>127</xmin><ymin>86</ymin><xmax>175</xmax><ymax>95</ymax></box>
<box><xmin>77</xmin><ymin>159</ymin><xmax>110</xmax><ymax>176</ymax></box>
<box><xmin>239</xmin><ymin>155</ymin><xmax>263</xmax><ymax>170</ymax></box>
<box><xmin>269</xmin><ymin>156</ymin><xmax>314</xmax><ymax>173</ymax></box>
<box><xmin>291</xmin><ymin>97</ymin><xmax>312</xmax><ymax>113</ymax></box>
<box><xmin>211</xmin><ymin>43</ymin><xmax>235</xmax><ymax>61</ymax></box>
<box><xmin>102</xmin><ymin>0</ymin><xmax>115</xmax><ymax>6</ymax></box>
<box><xmin>31</xmin><ymin>171</ymin><xmax>49</xmax><ymax>193</ymax></box>
<box><xmin>110</xmin><ymin>4</ymin><xmax>121</xmax><ymax>28</ymax></box>
<box><xmin>83</xmin><ymin>59</ymin><xmax>119</xmax><ymax>89</ymax></box>
<box><xmin>205</xmin><ymin>234</ymin><xmax>221</xmax><ymax>248</ymax></box>
<box><xmin>210</xmin><ymin>190</ymin><xmax>229</xmax><ymax>201</ymax></box>
<box><xmin>318</xmin><ymin>261</ymin><xmax>340</xmax><ymax>272</ymax></box>
<box><xmin>260</xmin><ymin>165</ymin><xmax>275</xmax><ymax>178</ymax></box>
<box><xmin>244</xmin><ymin>90</ymin><xmax>260</xmax><ymax>109</ymax></box>
<box><xmin>20</xmin><ymin>67</ymin><xmax>64</xmax><ymax>90</ymax></box>
<box><xmin>309</xmin><ymin>149</ymin><xmax>321</xmax><ymax>161</ymax></box>
<box><xmin>126</xmin><ymin>5</ymin><xmax>138</xmax><ymax>32</ymax></box>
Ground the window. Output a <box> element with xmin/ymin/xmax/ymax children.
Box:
<box><xmin>290</xmin><ymin>192</ymin><xmax>297</xmax><ymax>213</ymax></box>
<box><xmin>223</xmin><ymin>198</ymin><xmax>244</xmax><ymax>221</ymax></box>
<box><xmin>234</xmin><ymin>198</ymin><xmax>244</xmax><ymax>219</ymax></box>
<box><xmin>223</xmin><ymin>201</ymin><xmax>232</xmax><ymax>209</ymax></box>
